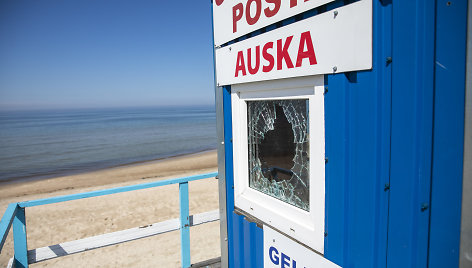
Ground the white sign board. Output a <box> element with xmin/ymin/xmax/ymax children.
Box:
<box><xmin>215</xmin><ymin>0</ymin><xmax>372</xmax><ymax>86</ymax></box>
<box><xmin>264</xmin><ymin>225</ymin><xmax>341</xmax><ymax>268</ymax></box>
<box><xmin>212</xmin><ymin>0</ymin><xmax>335</xmax><ymax>46</ymax></box>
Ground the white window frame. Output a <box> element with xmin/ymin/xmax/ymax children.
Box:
<box><xmin>231</xmin><ymin>75</ymin><xmax>326</xmax><ymax>254</ymax></box>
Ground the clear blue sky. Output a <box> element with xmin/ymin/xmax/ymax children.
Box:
<box><xmin>0</xmin><ymin>1</ymin><xmax>215</xmax><ymax>110</ymax></box>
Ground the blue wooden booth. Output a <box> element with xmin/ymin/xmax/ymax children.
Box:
<box><xmin>212</xmin><ymin>0</ymin><xmax>471</xmax><ymax>267</ymax></box>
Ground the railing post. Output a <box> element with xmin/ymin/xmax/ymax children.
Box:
<box><xmin>179</xmin><ymin>182</ymin><xmax>191</xmax><ymax>268</ymax></box>
<box><xmin>13</xmin><ymin>206</ymin><xmax>28</xmax><ymax>268</ymax></box>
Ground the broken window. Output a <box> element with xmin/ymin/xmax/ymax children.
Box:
<box><xmin>247</xmin><ymin>99</ymin><xmax>310</xmax><ymax>211</ymax></box>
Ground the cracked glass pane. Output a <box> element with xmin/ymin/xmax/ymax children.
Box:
<box><xmin>247</xmin><ymin>99</ymin><xmax>310</xmax><ymax>211</ymax></box>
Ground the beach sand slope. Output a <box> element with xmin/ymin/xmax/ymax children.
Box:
<box><xmin>0</xmin><ymin>151</ymin><xmax>220</xmax><ymax>267</ymax></box>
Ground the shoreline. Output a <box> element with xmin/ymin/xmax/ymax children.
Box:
<box><xmin>110</xmin><ymin>148</ymin><xmax>217</xmax><ymax>171</ymax></box>
<box><xmin>0</xmin><ymin>148</ymin><xmax>217</xmax><ymax>187</ymax></box>
<box><xmin>0</xmin><ymin>149</ymin><xmax>217</xmax><ymax>200</ymax></box>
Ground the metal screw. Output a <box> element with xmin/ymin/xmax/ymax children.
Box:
<box><xmin>325</xmin><ymin>157</ymin><xmax>328</xmax><ymax>164</ymax></box>
<box><xmin>273</xmin><ymin>239</ymin><xmax>275</xmax><ymax>242</ymax></box>
<box><xmin>384</xmin><ymin>183</ymin><xmax>390</xmax><ymax>191</ymax></box>
<box><xmin>421</xmin><ymin>203</ymin><xmax>429</xmax><ymax>211</ymax></box>
<box><xmin>324</xmin><ymin>86</ymin><xmax>328</xmax><ymax>94</ymax></box>
<box><xmin>229</xmin><ymin>47</ymin><xmax>232</xmax><ymax>51</ymax></box>
<box><xmin>386</xmin><ymin>57</ymin><xmax>392</xmax><ymax>65</ymax></box>
<box><xmin>333</xmin><ymin>66</ymin><xmax>337</xmax><ymax>72</ymax></box>
<box><xmin>446</xmin><ymin>1</ymin><xmax>451</xmax><ymax>6</ymax></box>
<box><xmin>324</xmin><ymin>232</ymin><xmax>328</xmax><ymax>237</ymax></box>
<box><xmin>334</xmin><ymin>10</ymin><xmax>338</xmax><ymax>18</ymax></box>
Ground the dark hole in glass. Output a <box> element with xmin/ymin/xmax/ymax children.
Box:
<box><xmin>259</xmin><ymin>104</ymin><xmax>295</xmax><ymax>182</ymax></box>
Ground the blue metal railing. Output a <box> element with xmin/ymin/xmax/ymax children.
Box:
<box><xmin>0</xmin><ymin>172</ymin><xmax>218</xmax><ymax>268</ymax></box>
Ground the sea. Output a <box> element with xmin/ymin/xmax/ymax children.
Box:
<box><xmin>0</xmin><ymin>106</ymin><xmax>216</xmax><ymax>184</ymax></box>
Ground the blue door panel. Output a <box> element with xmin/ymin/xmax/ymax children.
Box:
<box><xmin>324</xmin><ymin>0</ymin><xmax>392</xmax><ymax>267</ymax></box>
<box><xmin>428</xmin><ymin>1</ymin><xmax>467</xmax><ymax>267</ymax></box>
<box><xmin>387</xmin><ymin>0</ymin><xmax>436</xmax><ymax>267</ymax></box>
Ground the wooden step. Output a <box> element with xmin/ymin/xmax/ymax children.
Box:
<box><xmin>27</xmin><ymin>210</ymin><xmax>219</xmax><ymax>264</ymax></box>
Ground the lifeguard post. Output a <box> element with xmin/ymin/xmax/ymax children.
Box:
<box><xmin>212</xmin><ymin>0</ymin><xmax>471</xmax><ymax>267</ymax></box>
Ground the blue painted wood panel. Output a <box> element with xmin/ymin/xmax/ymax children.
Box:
<box><xmin>428</xmin><ymin>0</ymin><xmax>468</xmax><ymax>267</ymax></box>
<box><xmin>387</xmin><ymin>1</ymin><xmax>436</xmax><ymax>267</ymax></box>
<box><xmin>324</xmin><ymin>1</ymin><xmax>392</xmax><ymax>266</ymax></box>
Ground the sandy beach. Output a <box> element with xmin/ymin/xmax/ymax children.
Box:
<box><xmin>0</xmin><ymin>150</ymin><xmax>220</xmax><ymax>267</ymax></box>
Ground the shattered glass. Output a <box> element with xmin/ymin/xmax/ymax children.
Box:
<box><xmin>247</xmin><ymin>99</ymin><xmax>310</xmax><ymax>211</ymax></box>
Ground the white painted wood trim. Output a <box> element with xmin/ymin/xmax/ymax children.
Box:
<box><xmin>27</xmin><ymin>210</ymin><xmax>219</xmax><ymax>264</ymax></box>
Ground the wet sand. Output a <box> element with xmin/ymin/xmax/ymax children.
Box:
<box><xmin>0</xmin><ymin>150</ymin><xmax>220</xmax><ymax>267</ymax></box>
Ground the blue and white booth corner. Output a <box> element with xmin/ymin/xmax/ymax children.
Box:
<box><xmin>211</xmin><ymin>0</ymin><xmax>470</xmax><ymax>267</ymax></box>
